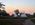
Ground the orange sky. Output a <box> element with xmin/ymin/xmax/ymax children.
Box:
<box><xmin>5</xmin><ymin>5</ymin><xmax>35</xmax><ymax>15</ymax></box>
<box><xmin>0</xmin><ymin>0</ymin><xmax>35</xmax><ymax>15</ymax></box>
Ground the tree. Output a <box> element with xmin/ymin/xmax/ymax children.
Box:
<box><xmin>0</xmin><ymin>2</ymin><xmax>5</xmax><ymax>8</ymax></box>
<box><xmin>0</xmin><ymin>2</ymin><xmax>5</xmax><ymax>16</ymax></box>
<box><xmin>14</xmin><ymin>9</ymin><xmax>19</xmax><ymax>16</ymax></box>
<box><xmin>1</xmin><ymin>10</ymin><xmax>9</xmax><ymax>16</ymax></box>
<box><xmin>33</xmin><ymin>13</ymin><xmax>35</xmax><ymax>17</ymax></box>
<box><xmin>0</xmin><ymin>2</ymin><xmax>9</xmax><ymax>16</ymax></box>
<box><xmin>0</xmin><ymin>9</ymin><xmax>2</xmax><ymax>16</ymax></box>
<box><xmin>0</xmin><ymin>2</ymin><xmax>5</xmax><ymax>10</ymax></box>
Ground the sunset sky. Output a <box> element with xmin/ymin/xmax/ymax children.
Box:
<box><xmin>0</xmin><ymin>0</ymin><xmax>35</xmax><ymax>15</ymax></box>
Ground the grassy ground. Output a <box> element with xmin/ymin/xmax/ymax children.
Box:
<box><xmin>0</xmin><ymin>16</ymin><xmax>35</xmax><ymax>25</ymax></box>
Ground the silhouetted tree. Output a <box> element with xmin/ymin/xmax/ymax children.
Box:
<box><xmin>26</xmin><ymin>14</ymin><xmax>30</xmax><ymax>17</ymax></box>
<box><xmin>0</xmin><ymin>9</ymin><xmax>2</xmax><ymax>16</ymax></box>
<box><xmin>14</xmin><ymin>9</ymin><xmax>19</xmax><ymax>16</ymax></box>
<box><xmin>0</xmin><ymin>2</ymin><xmax>5</xmax><ymax>8</ymax></box>
<box><xmin>1</xmin><ymin>10</ymin><xmax>9</xmax><ymax>16</ymax></box>
<box><xmin>33</xmin><ymin>13</ymin><xmax>35</xmax><ymax>17</ymax></box>
<box><xmin>0</xmin><ymin>2</ymin><xmax>9</xmax><ymax>16</ymax></box>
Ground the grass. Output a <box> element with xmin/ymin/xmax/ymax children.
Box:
<box><xmin>0</xmin><ymin>16</ymin><xmax>35</xmax><ymax>25</ymax></box>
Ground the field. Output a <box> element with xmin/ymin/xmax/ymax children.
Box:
<box><xmin>0</xmin><ymin>16</ymin><xmax>35</xmax><ymax>25</ymax></box>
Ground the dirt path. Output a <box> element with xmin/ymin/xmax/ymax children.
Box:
<box><xmin>24</xmin><ymin>19</ymin><xmax>34</xmax><ymax>25</ymax></box>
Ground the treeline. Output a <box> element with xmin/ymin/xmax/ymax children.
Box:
<box><xmin>0</xmin><ymin>8</ymin><xmax>35</xmax><ymax>17</ymax></box>
<box><xmin>0</xmin><ymin>2</ymin><xmax>35</xmax><ymax>17</ymax></box>
<box><xmin>26</xmin><ymin>13</ymin><xmax>35</xmax><ymax>18</ymax></box>
<box><xmin>0</xmin><ymin>10</ymin><xmax>10</xmax><ymax>16</ymax></box>
<box><xmin>0</xmin><ymin>2</ymin><xmax>10</xmax><ymax>16</ymax></box>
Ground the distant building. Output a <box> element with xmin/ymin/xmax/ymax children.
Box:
<box><xmin>20</xmin><ymin>13</ymin><xmax>27</xmax><ymax>17</ymax></box>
